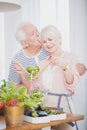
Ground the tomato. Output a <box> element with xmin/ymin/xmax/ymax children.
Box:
<box><xmin>6</xmin><ymin>100</ymin><xmax>11</xmax><ymax>106</ymax></box>
<box><xmin>0</xmin><ymin>101</ymin><xmax>4</xmax><ymax>110</ymax></box>
<box><xmin>6</xmin><ymin>99</ymin><xmax>18</xmax><ymax>106</ymax></box>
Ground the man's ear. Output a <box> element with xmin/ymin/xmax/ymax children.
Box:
<box><xmin>21</xmin><ymin>40</ymin><xmax>29</xmax><ymax>48</ymax></box>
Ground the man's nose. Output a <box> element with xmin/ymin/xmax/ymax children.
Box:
<box><xmin>38</xmin><ymin>35</ymin><xmax>41</xmax><ymax>40</ymax></box>
<box><xmin>36</xmin><ymin>31</ymin><xmax>40</xmax><ymax>37</ymax></box>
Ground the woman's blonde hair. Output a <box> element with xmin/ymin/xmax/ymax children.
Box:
<box><xmin>41</xmin><ymin>25</ymin><xmax>62</xmax><ymax>44</ymax></box>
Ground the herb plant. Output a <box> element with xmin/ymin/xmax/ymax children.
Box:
<box><xmin>0</xmin><ymin>80</ymin><xmax>44</xmax><ymax>109</ymax></box>
<box><xmin>25</xmin><ymin>66</ymin><xmax>40</xmax><ymax>80</ymax></box>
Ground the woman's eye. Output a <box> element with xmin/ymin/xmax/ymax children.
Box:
<box><xmin>48</xmin><ymin>38</ymin><xmax>52</xmax><ymax>41</ymax></box>
<box><xmin>37</xmin><ymin>33</ymin><xmax>39</xmax><ymax>37</ymax></box>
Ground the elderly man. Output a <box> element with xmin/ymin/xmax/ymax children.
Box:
<box><xmin>8</xmin><ymin>23</ymin><xmax>49</xmax><ymax>90</ymax></box>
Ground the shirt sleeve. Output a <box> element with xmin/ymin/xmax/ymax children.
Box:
<box><xmin>8</xmin><ymin>60</ymin><xmax>21</xmax><ymax>84</ymax></box>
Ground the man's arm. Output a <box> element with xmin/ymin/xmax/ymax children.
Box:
<box><xmin>76</xmin><ymin>63</ymin><xmax>87</xmax><ymax>76</ymax></box>
<box><xmin>13</xmin><ymin>60</ymin><xmax>31</xmax><ymax>89</ymax></box>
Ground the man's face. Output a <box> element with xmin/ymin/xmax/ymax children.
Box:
<box><xmin>23</xmin><ymin>25</ymin><xmax>41</xmax><ymax>47</ymax></box>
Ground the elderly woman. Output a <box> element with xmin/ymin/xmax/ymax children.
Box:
<box><xmin>38</xmin><ymin>25</ymin><xmax>86</xmax><ymax>130</ymax></box>
<box><xmin>8</xmin><ymin>23</ymin><xmax>49</xmax><ymax>91</ymax></box>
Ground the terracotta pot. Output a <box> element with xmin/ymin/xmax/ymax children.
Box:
<box><xmin>4</xmin><ymin>106</ymin><xmax>24</xmax><ymax>127</ymax></box>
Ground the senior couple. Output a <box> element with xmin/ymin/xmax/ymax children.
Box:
<box><xmin>8</xmin><ymin>23</ymin><xmax>86</xmax><ymax>130</ymax></box>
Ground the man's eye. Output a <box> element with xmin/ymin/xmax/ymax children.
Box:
<box><xmin>43</xmin><ymin>40</ymin><xmax>46</xmax><ymax>43</ymax></box>
<box><xmin>30</xmin><ymin>31</ymin><xmax>34</xmax><ymax>36</ymax></box>
<box><xmin>31</xmin><ymin>31</ymin><xmax>34</xmax><ymax>35</ymax></box>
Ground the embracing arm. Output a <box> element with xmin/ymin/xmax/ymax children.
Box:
<box><xmin>76</xmin><ymin>63</ymin><xmax>87</xmax><ymax>76</ymax></box>
<box><xmin>63</xmin><ymin>63</ymin><xmax>87</xmax><ymax>84</ymax></box>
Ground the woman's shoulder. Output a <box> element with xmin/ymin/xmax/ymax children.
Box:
<box><xmin>62</xmin><ymin>51</ymin><xmax>79</xmax><ymax>63</ymax></box>
<box><xmin>63</xmin><ymin>51</ymin><xmax>74</xmax><ymax>56</ymax></box>
<box><xmin>62</xmin><ymin>51</ymin><xmax>78</xmax><ymax>58</ymax></box>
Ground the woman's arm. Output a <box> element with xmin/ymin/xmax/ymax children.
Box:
<box><xmin>49</xmin><ymin>56</ymin><xmax>74</xmax><ymax>85</ymax></box>
<box><xmin>62</xmin><ymin>65</ymin><xmax>74</xmax><ymax>84</ymax></box>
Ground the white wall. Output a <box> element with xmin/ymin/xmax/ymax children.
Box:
<box><xmin>4</xmin><ymin>10</ymin><xmax>22</xmax><ymax>79</ymax></box>
<box><xmin>40</xmin><ymin>0</ymin><xmax>70</xmax><ymax>51</ymax></box>
<box><xmin>0</xmin><ymin>13</ymin><xmax>5</xmax><ymax>80</ymax></box>
<box><xmin>70</xmin><ymin>0</ymin><xmax>87</xmax><ymax>129</ymax></box>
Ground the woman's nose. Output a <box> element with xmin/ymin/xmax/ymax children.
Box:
<box><xmin>46</xmin><ymin>41</ymin><xmax>50</xmax><ymax>46</ymax></box>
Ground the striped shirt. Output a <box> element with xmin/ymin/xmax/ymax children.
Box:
<box><xmin>8</xmin><ymin>47</ymin><xmax>49</xmax><ymax>84</ymax></box>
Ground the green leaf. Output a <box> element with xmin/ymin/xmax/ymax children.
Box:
<box><xmin>8</xmin><ymin>82</ymin><xmax>17</xmax><ymax>88</ymax></box>
<box><xmin>18</xmin><ymin>102</ymin><xmax>25</xmax><ymax>107</ymax></box>
<box><xmin>25</xmin><ymin>100</ymin><xmax>37</xmax><ymax>109</ymax></box>
<box><xmin>18</xmin><ymin>86</ymin><xmax>27</xmax><ymax>95</ymax></box>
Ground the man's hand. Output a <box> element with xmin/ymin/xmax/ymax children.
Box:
<box><xmin>76</xmin><ymin>63</ymin><xmax>87</xmax><ymax>76</ymax></box>
<box><xmin>14</xmin><ymin>60</ymin><xmax>25</xmax><ymax>75</ymax></box>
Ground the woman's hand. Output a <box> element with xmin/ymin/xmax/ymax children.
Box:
<box><xmin>48</xmin><ymin>56</ymin><xmax>60</xmax><ymax>65</ymax></box>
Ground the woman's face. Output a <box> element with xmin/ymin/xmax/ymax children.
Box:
<box><xmin>42</xmin><ymin>36</ymin><xmax>60</xmax><ymax>53</ymax></box>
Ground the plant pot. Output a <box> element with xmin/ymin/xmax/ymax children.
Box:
<box><xmin>4</xmin><ymin>106</ymin><xmax>24</xmax><ymax>127</ymax></box>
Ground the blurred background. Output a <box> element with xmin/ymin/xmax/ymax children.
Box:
<box><xmin>0</xmin><ymin>0</ymin><xmax>87</xmax><ymax>129</ymax></box>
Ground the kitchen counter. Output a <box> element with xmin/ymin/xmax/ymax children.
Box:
<box><xmin>0</xmin><ymin>113</ymin><xmax>84</xmax><ymax>130</ymax></box>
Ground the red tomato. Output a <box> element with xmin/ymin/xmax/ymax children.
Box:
<box><xmin>0</xmin><ymin>101</ymin><xmax>4</xmax><ymax>110</ymax></box>
<box><xmin>6</xmin><ymin>100</ymin><xmax>11</xmax><ymax>106</ymax></box>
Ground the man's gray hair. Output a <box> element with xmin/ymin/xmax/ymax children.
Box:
<box><xmin>41</xmin><ymin>25</ymin><xmax>61</xmax><ymax>43</ymax></box>
<box><xmin>15</xmin><ymin>22</ymin><xmax>32</xmax><ymax>42</ymax></box>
